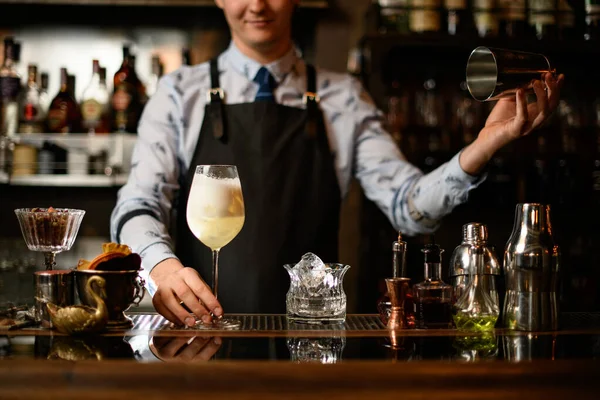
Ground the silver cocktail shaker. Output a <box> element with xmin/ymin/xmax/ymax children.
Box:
<box><xmin>503</xmin><ymin>203</ymin><xmax>560</xmax><ymax>331</ymax></box>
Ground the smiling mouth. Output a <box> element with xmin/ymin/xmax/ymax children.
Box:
<box><xmin>246</xmin><ymin>20</ymin><xmax>274</xmax><ymax>26</ymax></box>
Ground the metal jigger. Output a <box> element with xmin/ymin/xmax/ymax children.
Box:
<box><xmin>385</xmin><ymin>277</ymin><xmax>412</xmax><ymax>330</ymax></box>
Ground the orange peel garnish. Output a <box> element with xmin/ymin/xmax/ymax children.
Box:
<box><xmin>102</xmin><ymin>242</ymin><xmax>132</xmax><ymax>255</ymax></box>
<box><xmin>76</xmin><ymin>242</ymin><xmax>132</xmax><ymax>270</ymax></box>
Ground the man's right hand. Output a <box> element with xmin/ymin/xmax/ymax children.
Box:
<box><xmin>150</xmin><ymin>258</ymin><xmax>223</xmax><ymax>327</ymax></box>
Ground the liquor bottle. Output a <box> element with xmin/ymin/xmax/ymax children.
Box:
<box><xmin>415</xmin><ymin>70</ymin><xmax>450</xmax><ymax>173</ymax></box>
<box><xmin>413</xmin><ymin>243</ymin><xmax>453</xmax><ymax>329</ymax></box>
<box><xmin>0</xmin><ymin>36</ymin><xmax>21</xmax><ymax>137</ymax></box>
<box><xmin>17</xmin><ymin>64</ymin><xmax>44</xmax><ymax>134</ymax></box>
<box><xmin>130</xmin><ymin>55</ymin><xmax>148</xmax><ymax>106</ymax></box>
<box><xmin>527</xmin><ymin>133</ymin><xmax>554</xmax><ymax>204</ymax></box>
<box><xmin>591</xmin><ymin>98</ymin><xmax>600</xmax><ymax>206</ymax></box>
<box><xmin>529</xmin><ymin>0</ymin><xmax>558</xmax><ymax>40</ymax></box>
<box><xmin>385</xmin><ymin>79</ymin><xmax>409</xmax><ymax>145</ymax></box>
<box><xmin>557</xmin><ymin>0</ymin><xmax>577</xmax><ymax>41</ymax></box>
<box><xmin>444</xmin><ymin>0</ymin><xmax>477</xmax><ymax>37</ymax></box>
<box><xmin>472</xmin><ymin>0</ymin><xmax>499</xmax><ymax>38</ymax></box>
<box><xmin>111</xmin><ymin>45</ymin><xmax>142</xmax><ymax>133</ymax></box>
<box><xmin>46</xmin><ymin>67</ymin><xmax>81</xmax><ymax>134</ymax></box>
<box><xmin>378</xmin><ymin>0</ymin><xmax>411</xmax><ymax>34</ymax></box>
<box><xmin>81</xmin><ymin>60</ymin><xmax>110</xmax><ymax>134</ymax></box>
<box><xmin>497</xmin><ymin>0</ymin><xmax>528</xmax><ymax>39</ymax></box>
<box><xmin>67</xmin><ymin>74</ymin><xmax>76</xmax><ymax>100</ymax></box>
<box><xmin>409</xmin><ymin>0</ymin><xmax>443</xmax><ymax>35</ymax></box>
<box><xmin>182</xmin><ymin>47</ymin><xmax>192</xmax><ymax>66</ymax></box>
<box><xmin>554</xmin><ymin>97</ymin><xmax>582</xmax><ymax>207</ymax></box>
<box><xmin>38</xmin><ymin>72</ymin><xmax>51</xmax><ymax>117</ymax></box>
<box><xmin>585</xmin><ymin>0</ymin><xmax>600</xmax><ymax>41</ymax></box>
<box><xmin>146</xmin><ymin>55</ymin><xmax>163</xmax><ymax>99</ymax></box>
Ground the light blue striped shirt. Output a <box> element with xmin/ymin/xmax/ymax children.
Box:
<box><xmin>110</xmin><ymin>41</ymin><xmax>484</xmax><ymax>295</ymax></box>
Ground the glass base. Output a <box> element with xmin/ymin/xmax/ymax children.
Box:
<box><xmin>193</xmin><ymin>317</ymin><xmax>241</xmax><ymax>330</ymax></box>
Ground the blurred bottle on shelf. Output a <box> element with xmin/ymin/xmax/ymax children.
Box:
<box><xmin>182</xmin><ymin>47</ymin><xmax>192</xmax><ymax>66</ymax></box>
<box><xmin>46</xmin><ymin>67</ymin><xmax>81</xmax><ymax>134</ymax></box>
<box><xmin>376</xmin><ymin>0</ymin><xmax>411</xmax><ymax>34</ymax></box>
<box><xmin>529</xmin><ymin>0</ymin><xmax>558</xmax><ymax>41</ymax></box>
<box><xmin>585</xmin><ymin>0</ymin><xmax>600</xmax><ymax>41</ymax></box>
<box><xmin>497</xmin><ymin>0</ymin><xmax>529</xmax><ymax>39</ymax></box>
<box><xmin>414</xmin><ymin>69</ymin><xmax>450</xmax><ymax>173</ymax></box>
<box><xmin>146</xmin><ymin>55</ymin><xmax>164</xmax><ymax>99</ymax></box>
<box><xmin>81</xmin><ymin>59</ymin><xmax>110</xmax><ymax>134</ymax></box>
<box><xmin>0</xmin><ymin>36</ymin><xmax>21</xmax><ymax>137</ymax></box>
<box><xmin>444</xmin><ymin>0</ymin><xmax>477</xmax><ymax>37</ymax></box>
<box><xmin>591</xmin><ymin>98</ymin><xmax>600</xmax><ymax>206</ymax></box>
<box><xmin>409</xmin><ymin>0</ymin><xmax>443</xmax><ymax>36</ymax></box>
<box><xmin>17</xmin><ymin>64</ymin><xmax>44</xmax><ymax>134</ymax></box>
<box><xmin>554</xmin><ymin>96</ymin><xmax>584</xmax><ymax>208</ymax></box>
<box><xmin>472</xmin><ymin>0</ymin><xmax>499</xmax><ymax>38</ymax></box>
<box><xmin>38</xmin><ymin>72</ymin><xmax>51</xmax><ymax>117</ymax></box>
<box><xmin>111</xmin><ymin>45</ymin><xmax>143</xmax><ymax>134</ymax></box>
<box><xmin>557</xmin><ymin>0</ymin><xmax>578</xmax><ymax>41</ymax></box>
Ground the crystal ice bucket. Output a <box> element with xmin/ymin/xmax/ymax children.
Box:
<box><xmin>284</xmin><ymin>253</ymin><xmax>350</xmax><ymax>324</ymax></box>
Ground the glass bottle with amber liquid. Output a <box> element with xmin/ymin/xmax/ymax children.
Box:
<box><xmin>46</xmin><ymin>67</ymin><xmax>81</xmax><ymax>134</ymax></box>
<box><xmin>413</xmin><ymin>243</ymin><xmax>452</xmax><ymax>329</ymax></box>
<box><xmin>111</xmin><ymin>45</ymin><xmax>142</xmax><ymax>133</ymax></box>
<box><xmin>81</xmin><ymin>59</ymin><xmax>110</xmax><ymax>134</ymax></box>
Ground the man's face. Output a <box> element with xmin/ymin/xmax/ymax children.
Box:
<box><xmin>215</xmin><ymin>0</ymin><xmax>298</xmax><ymax>51</ymax></box>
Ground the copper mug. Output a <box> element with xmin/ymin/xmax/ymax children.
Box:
<box><xmin>75</xmin><ymin>269</ymin><xmax>145</xmax><ymax>330</ymax></box>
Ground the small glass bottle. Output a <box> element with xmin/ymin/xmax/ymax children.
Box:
<box><xmin>377</xmin><ymin>232</ymin><xmax>407</xmax><ymax>325</ymax></box>
<box><xmin>413</xmin><ymin>243</ymin><xmax>452</xmax><ymax>329</ymax></box>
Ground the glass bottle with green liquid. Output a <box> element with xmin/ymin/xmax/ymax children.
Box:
<box><xmin>452</xmin><ymin>244</ymin><xmax>500</xmax><ymax>332</ymax></box>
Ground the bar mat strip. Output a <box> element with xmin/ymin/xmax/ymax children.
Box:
<box><xmin>129</xmin><ymin>314</ymin><xmax>388</xmax><ymax>332</ymax></box>
<box><xmin>128</xmin><ymin>312</ymin><xmax>600</xmax><ymax>332</ymax></box>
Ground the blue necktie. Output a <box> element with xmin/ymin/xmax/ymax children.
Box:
<box><xmin>254</xmin><ymin>67</ymin><xmax>276</xmax><ymax>102</ymax></box>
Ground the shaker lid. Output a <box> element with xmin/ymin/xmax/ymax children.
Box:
<box><xmin>463</xmin><ymin>222</ymin><xmax>487</xmax><ymax>244</ymax></box>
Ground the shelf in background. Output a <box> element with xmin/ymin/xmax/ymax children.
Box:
<box><xmin>0</xmin><ymin>0</ymin><xmax>329</xmax><ymax>7</ymax></box>
<box><xmin>10</xmin><ymin>133</ymin><xmax>137</xmax><ymax>148</ymax></box>
<box><xmin>3</xmin><ymin>174</ymin><xmax>129</xmax><ymax>187</ymax></box>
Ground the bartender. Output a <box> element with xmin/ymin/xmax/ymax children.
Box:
<box><xmin>110</xmin><ymin>0</ymin><xmax>564</xmax><ymax>327</ymax></box>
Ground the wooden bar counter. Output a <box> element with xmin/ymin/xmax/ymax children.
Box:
<box><xmin>2</xmin><ymin>312</ymin><xmax>600</xmax><ymax>399</ymax></box>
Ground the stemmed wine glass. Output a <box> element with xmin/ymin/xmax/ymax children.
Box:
<box><xmin>186</xmin><ymin>165</ymin><xmax>245</xmax><ymax>330</ymax></box>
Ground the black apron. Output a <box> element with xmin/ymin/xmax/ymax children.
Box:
<box><xmin>176</xmin><ymin>59</ymin><xmax>341</xmax><ymax>313</ymax></box>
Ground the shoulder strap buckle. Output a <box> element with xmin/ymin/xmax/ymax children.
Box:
<box><xmin>206</xmin><ymin>88</ymin><xmax>225</xmax><ymax>102</ymax></box>
<box><xmin>303</xmin><ymin>91</ymin><xmax>320</xmax><ymax>104</ymax></box>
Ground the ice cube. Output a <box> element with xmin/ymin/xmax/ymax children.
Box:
<box><xmin>295</xmin><ymin>252</ymin><xmax>326</xmax><ymax>270</ymax></box>
<box><xmin>294</xmin><ymin>252</ymin><xmax>332</xmax><ymax>296</ymax></box>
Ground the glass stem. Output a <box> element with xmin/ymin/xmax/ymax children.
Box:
<box><xmin>44</xmin><ymin>252</ymin><xmax>56</xmax><ymax>270</ymax></box>
<box><xmin>212</xmin><ymin>249</ymin><xmax>220</xmax><ymax>300</ymax></box>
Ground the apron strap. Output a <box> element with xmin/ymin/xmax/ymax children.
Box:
<box><xmin>207</xmin><ymin>58</ymin><xmax>226</xmax><ymax>142</ymax></box>
<box><xmin>303</xmin><ymin>64</ymin><xmax>320</xmax><ymax>140</ymax></box>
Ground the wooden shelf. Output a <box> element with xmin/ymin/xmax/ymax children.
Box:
<box><xmin>0</xmin><ymin>0</ymin><xmax>329</xmax><ymax>7</ymax></box>
<box><xmin>3</xmin><ymin>173</ymin><xmax>128</xmax><ymax>187</ymax></box>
